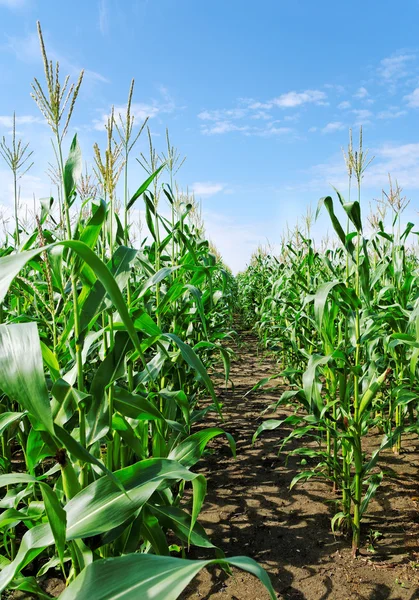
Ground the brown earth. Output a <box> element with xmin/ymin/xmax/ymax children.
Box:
<box><xmin>181</xmin><ymin>327</ymin><xmax>419</xmax><ymax>600</ymax></box>
<box><xmin>9</xmin><ymin>327</ymin><xmax>419</xmax><ymax>599</ymax></box>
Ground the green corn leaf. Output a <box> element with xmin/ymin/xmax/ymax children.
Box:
<box><xmin>164</xmin><ymin>333</ymin><xmax>222</xmax><ymax>418</ymax></box>
<box><xmin>112</xmin><ymin>414</ymin><xmax>143</xmax><ymax>457</ymax></box>
<box><xmin>360</xmin><ymin>472</ymin><xmax>383</xmax><ymax>518</ymax></box>
<box><xmin>137</xmin><ymin>266</ymin><xmax>180</xmax><ymax>299</ymax></box>
<box><xmin>0</xmin><ymin>459</ymin><xmax>205</xmax><ymax>592</ymax></box>
<box><xmin>140</xmin><ymin>507</ymin><xmax>170</xmax><ymax>555</ymax></box>
<box><xmin>0</xmin><ymin>323</ymin><xmax>55</xmax><ymax>438</ymax></box>
<box><xmin>79</xmin><ymin>246</ymin><xmax>137</xmax><ymax>333</ymax></box>
<box><xmin>253</xmin><ymin>419</ymin><xmax>287</xmax><ymax>444</ymax></box>
<box><xmin>113</xmin><ymin>387</ymin><xmax>165</xmax><ymax>421</ymax></box>
<box><xmin>185</xmin><ymin>284</ymin><xmax>208</xmax><ymax>338</ymax></box>
<box><xmin>0</xmin><ymin>241</ymin><xmax>143</xmax><ymax>358</ymax></box>
<box><xmin>127</xmin><ymin>163</ymin><xmax>166</xmax><ymax>211</ymax></box>
<box><xmin>39</xmin><ymin>197</ymin><xmax>54</xmax><ymax>225</ymax></box>
<box><xmin>149</xmin><ymin>504</ymin><xmax>217</xmax><ymax>549</ymax></box>
<box><xmin>59</xmin><ymin>553</ymin><xmax>276</xmax><ymax>600</ymax></box>
<box><xmin>0</xmin><ymin>411</ymin><xmax>25</xmax><ymax>436</ymax></box>
<box><xmin>39</xmin><ymin>483</ymin><xmax>66</xmax><ymax>566</ymax></box>
<box><xmin>168</xmin><ymin>428</ymin><xmax>236</xmax><ymax>468</ymax></box>
<box><xmin>63</xmin><ymin>134</ymin><xmax>82</xmax><ymax>204</ymax></box>
<box><xmin>317</xmin><ymin>196</ymin><xmax>355</xmax><ymax>256</ymax></box>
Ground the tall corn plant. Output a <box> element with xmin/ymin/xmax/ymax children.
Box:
<box><xmin>244</xmin><ymin>128</ymin><xmax>419</xmax><ymax>557</ymax></box>
<box><xmin>0</xmin><ymin>22</ymin><xmax>274</xmax><ymax>600</ymax></box>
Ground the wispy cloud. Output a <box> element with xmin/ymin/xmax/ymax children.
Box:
<box><xmin>297</xmin><ymin>142</ymin><xmax>419</xmax><ymax>194</ymax></box>
<box><xmin>404</xmin><ymin>87</ymin><xmax>419</xmax><ymax>107</ymax></box>
<box><xmin>191</xmin><ymin>182</ymin><xmax>225</xmax><ymax>196</ymax></box>
<box><xmin>198</xmin><ymin>89</ymin><xmax>327</xmax><ymax>135</ymax></box>
<box><xmin>270</xmin><ymin>89</ymin><xmax>328</xmax><ymax>108</ymax></box>
<box><xmin>98</xmin><ymin>0</ymin><xmax>109</xmax><ymax>35</ymax></box>
<box><xmin>249</xmin><ymin>89</ymin><xmax>327</xmax><ymax>110</ymax></box>
<box><xmin>324</xmin><ymin>83</ymin><xmax>346</xmax><ymax>95</ymax></box>
<box><xmin>198</xmin><ymin>108</ymin><xmax>247</xmax><ymax>121</ymax></box>
<box><xmin>354</xmin><ymin>87</ymin><xmax>369</xmax><ymax>99</ymax></box>
<box><xmin>260</xmin><ymin>126</ymin><xmax>293</xmax><ymax>136</ymax></box>
<box><xmin>352</xmin><ymin>108</ymin><xmax>373</xmax><ymax>125</ymax></box>
<box><xmin>200</xmin><ymin>120</ymin><xmax>292</xmax><ymax>137</ymax></box>
<box><xmin>5</xmin><ymin>30</ymin><xmax>110</xmax><ymax>86</ymax></box>
<box><xmin>4</xmin><ymin>31</ymin><xmax>39</xmax><ymax>63</ymax></box>
<box><xmin>0</xmin><ymin>115</ymin><xmax>43</xmax><ymax>128</ymax></box>
<box><xmin>0</xmin><ymin>0</ymin><xmax>29</xmax><ymax>8</ymax></box>
<box><xmin>338</xmin><ymin>100</ymin><xmax>351</xmax><ymax>109</ymax></box>
<box><xmin>94</xmin><ymin>87</ymin><xmax>177</xmax><ymax>131</ymax></box>
<box><xmin>322</xmin><ymin>121</ymin><xmax>345</xmax><ymax>134</ymax></box>
<box><xmin>377</xmin><ymin>107</ymin><xmax>407</xmax><ymax>119</ymax></box>
<box><xmin>378</xmin><ymin>52</ymin><xmax>416</xmax><ymax>81</ymax></box>
<box><xmin>201</xmin><ymin>121</ymin><xmax>249</xmax><ymax>135</ymax></box>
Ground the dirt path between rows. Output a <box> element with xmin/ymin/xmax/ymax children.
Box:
<box><xmin>182</xmin><ymin>327</ymin><xmax>419</xmax><ymax>600</ymax></box>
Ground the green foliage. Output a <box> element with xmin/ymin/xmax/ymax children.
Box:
<box><xmin>0</xmin><ymin>22</ymin><xmax>275</xmax><ymax>599</ymax></box>
<box><xmin>239</xmin><ymin>152</ymin><xmax>419</xmax><ymax>556</ymax></box>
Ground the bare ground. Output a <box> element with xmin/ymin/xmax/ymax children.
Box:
<box><xmin>181</xmin><ymin>328</ymin><xmax>419</xmax><ymax>600</ymax></box>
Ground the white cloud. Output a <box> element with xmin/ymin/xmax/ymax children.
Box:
<box><xmin>352</xmin><ymin>109</ymin><xmax>373</xmax><ymax>124</ymax></box>
<box><xmin>271</xmin><ymin>89</ymin><xmax>327</xmax><ymax>108</ymax></box>
<box><xmin>257</xmin><ymin>126</ymin><xmax>292</xmax><ymax>137</ymax></box>
<box><xmin>300</xmin><ymin>141</ymin><xmax>419</xmax><ymax>195</ymax></box>
<box><xmin>5</xmin><ymin>31</ymin><xmax>110</xmax><ymax>86</ymax></box>
<box><xmin>95</xmin><ymin>90</ymin><xmax>177</xmax><ymax>131</ymax></box>
<box><xmin>250</xmin><ymin>111</ymin><xmax>271</xmax><ymax>120</ymax></box>
<box><xmin>191</xmin><ymin>182</ymin><xmax>225</xmax><ymax>196</ymax></box>
<box><xmin>404</xmin><ymin>87</ymin><xmax>419</xmax><ymax>107</ymax></box>
<box><xmin>324</xmin><ymin>84</ymin><xmax>346</xmax><ymax>95</ymax></box>
<box><xmin>5</xmin><ymin>32</ymin><xmax>39</xmax><ymax>63</ymax></box>
<box><xmin>201</xmin><ymin>119</ymin><xmax>293</xmax><ymax>137</ymax></box>
<box><xmin>84</xmin><ymin>70</ymin><xmax>110</xmax><ymax>84</ymax></box>
<box><xmin>368</xmin><ymin>143</ymin><xmax>419</xmax><ymax>187</ymax></box>
<box><xmin>200</xmin><ymin>121</ymin><xmax>249</xmax><ymax>135</ymax></box>
<box><xmin>247</xmin><ymin>101</ymin><xmax>272</xmax><ymax>111</ymax></box>
<box><xmin>378</xmin><ymin>53</ymin><xmax>416</xmax><ymax>80</ymax></box>
<box><xmin>338</xmin><ymin>101</ymin><xmax>351</xmax><ymax>109</ymax></box>
<box><xmin>98</xmin><ymin>0</ymin><xmax>109</xmax><ymax>35</ymax></box>
<box><xmin>308</xmin><ymin>126</ymin><xmax>318</xmax><ymax>133</ymax></box>
<box><xmin>198</xmin><ymin>89</ymin><xmax>326</xmax><ymax>135</ymax></box>
<box><xmin>0</xmin><ymin>115</ymin><xmax>43</xmax><ymax>128</ymax></box>
<box><xmin>283</xmin><ymin>114</ymin><xmax>299</xmax><ymax>122</ymax></box>
<box><xmin>0</xmin><ymin>0</ymin><xmax>28</xmax><ymax>7</ymax></box>
<box><xmin>198</xmin><ymin>108</ymin><xmax>248</xmax><ymax>121</ymax></box>
<box><xmin>322</xmin><ymin>121</ymin><xmax>345</xmax><ymax>134</ymax></box>
<box><xmin>354</xmin><ymin>87</ymin><xmax>369</xmax><ymax>99</ymax></box>
<box><xmin>377</xmin><ymin>107</ymin><xmax>407</xmax><ymax>119</ymax></box>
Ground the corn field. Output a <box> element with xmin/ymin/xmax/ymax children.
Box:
<box><xmin>238</xmin><ymin>130</ymin><xmax>419</xmax><ymax>559</ymax></box>
<box><xmin>1</xmin><ymin>20</ymin><xmax>419</xmax><ymax>600</ymax></box>
<box><xmin>0</xmin><ymin>22</ymin><xmax>275</xmax><ymax>600</ymax></box>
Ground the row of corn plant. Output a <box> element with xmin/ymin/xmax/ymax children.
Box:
<box><xmin>239</xmin><ymin>129</ymin><xmax>419</xmax><ymax>557</ymax></box>
<box><xmin>0</xmin><ymin>22</ymin><xmax>276</xmax><ymax>599</ymax></box>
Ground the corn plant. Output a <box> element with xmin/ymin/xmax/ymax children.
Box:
<box><xmin>0</xmin><ymin>22</ymin><xmax>276</xmax><ymax>600</ymax></box>
<box><xmin>241</xmin><ymin>129</ymin><xmax>419</xmax><ymax>557</ymax></box>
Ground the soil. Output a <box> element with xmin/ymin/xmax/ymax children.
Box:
<box><xmin>8</xmin><ymin>326</ymin><xmax>419</xmax><ymax>599</ymax></box>
<box><xmin>181</xmin><ymin>327</ymin><xmax>419</xmax><ymax>600</ymax></box>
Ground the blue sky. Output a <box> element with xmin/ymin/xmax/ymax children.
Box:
<box><xmin>1</xmin><ymin>0</ymin><xmax>419</xmax><ymax>271</ymax></box>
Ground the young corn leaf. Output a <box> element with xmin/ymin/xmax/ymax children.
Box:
<box><xmin>59</xmin><ymin>553</ymin><xmax>276</xmax><ymax>600</ymax></box>
<box><xmin>0</xmin><ymin>323</ymin><xmax>55</xmax><ymax>438</ymax></box>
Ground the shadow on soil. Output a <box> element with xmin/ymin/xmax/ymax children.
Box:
<box><xmin>181</xmin><ymin>329</ymin><xmax>419</xmax><ymax>600</ymax></box>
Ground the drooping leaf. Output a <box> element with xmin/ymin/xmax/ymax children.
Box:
<box><xmin>59</xmin><ymin>553</ymin><xmax>276</xmax><ymax>600</ymax></box>
<box><xmin>0</xmin><ymin>323</ymin><xmax>55</xmax><ymax>437</ymax></box>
